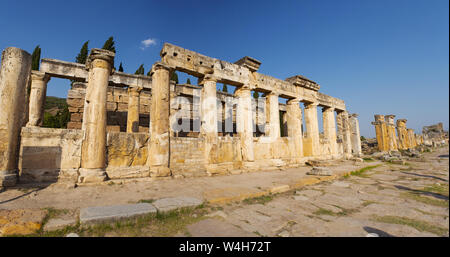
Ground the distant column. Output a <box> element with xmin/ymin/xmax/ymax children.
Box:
<box><xmin>265</xmin><ymin>92</ymin><xmax>280</xmax><ymax>139</ymax></box>
<box><xmin>385</xmin><ymin>115</ymin><xmax>398</xmax><ymax>151</ymax></box>
<box><xmin>27</xmin><ymin>71</ymin><xmax>50</xmax><ymax>127</ymax></box>
<box><xmin>372</xmin><ymin>114</ymin><xmax>389</xmax><ymax>152</ymax></box>
<box><xmin>322</xmin><ymin>107</ymin><xmax>337</xmax><ymax>155</ymax></box>
<box><xmin>396</xmin><ymin>119</ymin><xmax>408</xmax><ymax>150</ymax></box>
<box><xmin>304</xmin><ymin>102</ymin><xmax>320</xmax><ymax>156</ymax></box>
<box><xmin>0</xmin><ymin>47</ymin><xmax>32</xmax><ymax>187</ymax></box>
<box><xmin>408</xmin><ymin>129</ymin><xmax>417</xmax><ymax>148</ymax></box>
<box><xmin>286</xmin><ymin>99</ymin><xmax>303</xmax><ymax>159</ymax></box>
<box><xmin>235</xmin><ymin>86</ymin><xmax>255</xmax><ymax>164</ymax></box>
<box><xmin>127</xmin><ymin>87</ymin><xmax>142</xmax><ymax>133</ymax></box>
<box><xmin>148</xmin><ymin>62</ymin><xmax>172</xmax><ymax>177</ymax></box>
<box><xmin>79</xmin><ymin>48</ymin><xmax>114</xmax><ymax>183</ymax></box>
<box><xmin>338</xmin><ymin>111</ymin><xmax>352</xmax><ymax>156</ymax></box>
<box><xmin>349</xmin><ymin>113</ymin><xmax>362</xmax><ymax>156</ymax></box>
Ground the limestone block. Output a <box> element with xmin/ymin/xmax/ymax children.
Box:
<box><xmin>107</xmin><ymin>132</ymin><xmax>149</xmax><ymax>167</ymax></box>
<box><xmin>152</xmin><ymin>197</ymin><xmax>203</xmax><ymax>212</ymax></box>
<box><xmin>67</xmin><ymin>98</ymin><xmax>84</xmax><ymax>108</ymax></box>
<box><xmin>19</xmin><ymin>127</ymin><xmax>83</xmax><ymax>183</ymax></box>
<box><xmin>80</xmin><ymin>203</ymin><xmax>156</xmax><ymax>224</ymax></box>
<box><xmin>307</xmin><ymin>167</ymin><xmax>333</xmax><ymax>176</ymax></box>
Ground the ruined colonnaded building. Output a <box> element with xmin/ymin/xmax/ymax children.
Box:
<box><xmin>0</xmin><ymin>44</ymin><xmax>362</xmax><ymax>187</ymax></box>
<box><xmin>372</xmin><ymin>115</ymin><xmax>448</xmax><ymax>152</ymax></box>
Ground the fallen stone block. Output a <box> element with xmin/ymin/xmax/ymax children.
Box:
<box><xmin>269</xmin><ymin>185</ymin><xmax>290</xmax><ymax>194</ymax></box>
<box><xmin>307</xmin><ymin>167</ymin><xmax>333</xmax><ymax>176</ymax></box>
<box><xmin>80</xmin><ymin>203</ymin><xmax>156</xmax><ymax>225</ymax></box>
<box><xmin>152</xmin><ymin>197</ymin><xmax>203</xmax><ymax>213</ymax></box>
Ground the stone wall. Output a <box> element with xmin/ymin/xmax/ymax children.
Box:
<box><xmin>67</xmin><ymin>83</ymin><xmax>151</xmax><ymax>132</ymax></box>
<box><xmin>19</xmin><ymin>127</ymin><xmax>83</xmax><ymax>183</ymax></box>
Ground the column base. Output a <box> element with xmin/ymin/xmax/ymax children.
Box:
<box><xmin>0</xmin><ymin>170</ymin><xmax>18</xmax><ymax>187</ymax></box>
<box><xmin>150</xmin><ymin>166</ymin><xmax>171</xmax><ymax>177</ymax></box>
<box><xmin>240</xmin><ymin>161</ymin><xmax>258</xmax><ymax>172</ymax></box>
<box><xmin>78</xmin><ymin>168</ymin><xmax>108</xmax><ymax>183</ymax></box>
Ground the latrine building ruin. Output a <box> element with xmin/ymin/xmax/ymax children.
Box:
<box><xmin>0</xmin><ymin>44</ymin><xmax>362</xmax><ymax>187</ymax></box>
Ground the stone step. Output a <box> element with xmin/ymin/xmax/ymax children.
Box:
<box><xmin>152</xmin><ymin>197</ymin><xmax>203</xmax><ymax>212</ymax></box>
<box><xmin>80</xmin><ymin>203</ymin><xmax>156</xmax><ymax>225</ymax></box>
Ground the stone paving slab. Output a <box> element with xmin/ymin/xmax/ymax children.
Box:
<box><xmin>44</xmin><ymin>218</ymin><xmax>77</xmax><ymax>232</ymax></box>
<box><xmin>152</xmin><ymin>197</ymin><xmax>203</xmax><ymax>212</ymax></box>
<box><xmin>80</xmin><ymin>203</ymin><xmax>156</xmax><ymax>224</ymax></box>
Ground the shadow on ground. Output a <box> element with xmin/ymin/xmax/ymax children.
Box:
<box><xmin>363</xmin><ymin>226</ymin><xmax>395</xmax><ymax>237</ymax></box>
<box><xmin>400</xmin><ymin>171</ymin><xmax>448</xmax><ymax>183</ymax></box>
<box><xmin>394</xmin><ymin>185</ymin><xmax>449</xmax><ymax>200</ymax></box>
<box><xmin>0</xmin><ymin>187</ymin><xmax>46</xmax><ymax>205</ymax></box>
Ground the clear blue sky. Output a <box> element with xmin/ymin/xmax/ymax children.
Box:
<box><xmin>1</xmin><ymin>0</ymin><xmax>448</xmax><ymax>137</ymax></box>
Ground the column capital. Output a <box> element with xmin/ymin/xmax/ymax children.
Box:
<box><xmin>86</xmin><ymin>48</ymin><xmax>115</xmax><ymax>70</ymax></box>
<box><xmin>350</xmin><ymin>113</ymin><xmax>358</xmax><ymax>118</ymax></box>
<box><xmin>304</xmin><ymin>101</ymin><xmax>319</xmax><ymax>108</ymax></box>
<box><xmin>287</xmin><ymin>98</ymin><xmax>300</xmax><ymax>105</ymax></box>
<box><xmin>150</xmin><ymin>62</ymin><xmax>172</xmax><ymax>76</ymax></box>
<box><xmin>198</xmin><ymin>74</ymin><xmax>218</xmax><ymax>85</ymax></box>
<box><xmin>322</xmin><ymin>106</ymin><xmax>335</xmax><ymax>112</ymax></box>
<box><xmin>128</xmin><ymin>86</ymin><xmax>142</xmax><ymax>95</ymax></box>
<box><xmin>31</xmin><ymin>70</ymin><xmax>50</xmax><ymax>83</ymax></box>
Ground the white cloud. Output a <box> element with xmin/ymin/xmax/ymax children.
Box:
<box><xmin>140</xmin><ymin>38</ymin><xmax>157</xmax><ymax>50</ymax></box>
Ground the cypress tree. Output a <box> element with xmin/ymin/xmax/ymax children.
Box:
<box><xmin>253</xmin><ymin>90</ymin><xmax>259</xmax><ymax>99</ymax></box>
<box><xmin>135</xmin><ymin>64</ymin><xmax>145</xmax><ymax>75</ymax></box>
<box><xmin>102</xmin><ymin>36</ymin><xmax>116</xmax><ymax>53</ymax></box>
<box><xmin>31</xmin><ymin>45</ymin><xmax>41</xmax><ymax>71</ymax></box>
<box><xmin>118</xmin><ymin>62</ymin><xmax>124</xmax><ymax>72</ymax></box>
<box><xmin>186</xmin><ymin>78</ymin><xmax>191</xmax><ymax>84</ymax></box>
<box><xmin>222</xmin><ymin>84</ymin><xmax>228</xmax><ymax>93</ymax></box>
<box><xmin>75</xmin><ymin>41</ymin><xmax>89</xmax><ymax>64</ymax></box>
<box><xmin>171</xmin><ymin>71</ymin><xmax>179</xmax><ymax>84</ymax></box>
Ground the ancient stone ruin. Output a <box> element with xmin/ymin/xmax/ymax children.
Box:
<box><xmin>0</xmin><ymin>43</ymin><xmax>362</xmax><ymax>187</ymax></box>
<box><xmin>422</xmin><ymin>123</ymin><xmax>448</xmax><ymax>147</ymax></box>
<box><xmin>371</xmin><ymin>114</ymin><xmax>449</xmax><ymax>152</ymax></box>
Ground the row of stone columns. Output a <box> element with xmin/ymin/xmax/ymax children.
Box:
<box><xmin>372</xmin><ymin>115</ymin><xmax>421</xmax><ymax>152</ymax></box>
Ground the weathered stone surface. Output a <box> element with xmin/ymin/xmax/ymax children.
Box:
<box><xmin>44</xmin><ymin>218</ymin><xmax>77</xmax><ymax>232</ymax></box>
<box><xmin>0</xmin><ymin>47</ymin><xmax>32</xmax><ymax>187</ymax></box>
<box><xmin>152</xmin><ymin>197</ymin><xmax>203</xmax><ymax>212</ymax></box>
<box><xmin>307</xmin><ymin>167</ymin><xmax>333</xmax><ymax>176</ymax></box>
<box><xmin>0</xmin><ymin>209</ymin><xmax>47</xmax><ymax>236</ymax></box>
<box><xmin>80</xmin><ymin>203</ymin><xmax>156</xmax><ymax>224</ymax></box>
<box><xmin>187</xmin><ymin>218</ymin><xmax>255</xmax><ymax>237</ymax></box>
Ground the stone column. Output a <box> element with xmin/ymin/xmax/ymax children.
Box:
<box><xmin>265</xmin><ymin>92</ymin><xmax>280</xmax><ymax>139</ymax></box>
<box><xmin>304</xmin><ymin>102</ymin><xmax>320</xmax><ymax>156</ymax></box>
<box><xmin>148</xmin><ymin>62</ymin><xmax>171</xmax><ymax>177</ymax></box>
<box><xmin>235</xmin><ymin>86</ymin><xmax>254</xmax><ymax>164</ymax></box>
<box><xmin>322</xmin><ymin>107</ymin><xmax>337</xmax><ymax>155</ymax></box>
<box><xmin>337</xmin><ymin>111</ymin><xmax>352</xmax><ymax>157</ymax></box>
<box><xmin>349</xmin><ymin>114</ymin><xmax>362</xmax><ymax>156</ymax></box>
<box><xmin>26</xmin><ymin>71</ymin><xmax>50</xmax><ymax>127</ymax></box>
<box><xmin>396</xmin><ymin>119</ymin><xmax>408</xmax><ymax>150</ymax></box>
<box><xmin>0</xmin><ymin>47</ymin><xmax>32</xmax><ymax>187</ymax></box>
<box><xmin>79</xmin><ymin>49</ymin><xmax>114</xmax><ymax>183</ymax></box>
<box><xmin>286</xmin><ymin>99</ymin><xmax>303</xmax><ymax>159</ymax></box>
<box><xmin>372</xmin><ymin>115</ymin><xmax>389</xmax><ymax>152</ymax></box>
<box><xmin>127</xmin><ymin>87</ymin><xmax>142</xmax><ymax>133</ymax></box>
<box><xmin>408</xmin><ymin>129</ymin><xmax>416</xmax><ymax>148</ymax></box>
<box><xmin>385</xmin><ymin>115</ymin><xmax>398</xmax><ymax>151</ymax></box>
<box><xmin>199</xmin><ymin>75</ymin><xmax>219</xmax><ymax>171</ymax></box>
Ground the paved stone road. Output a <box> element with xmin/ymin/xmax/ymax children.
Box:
<box><xmin>188</xmin><ymin>149</ymin><xmax>449</xmax><ymax>237</ymax></box>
